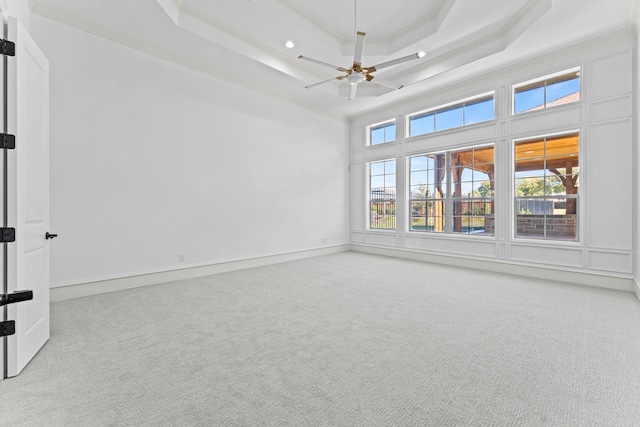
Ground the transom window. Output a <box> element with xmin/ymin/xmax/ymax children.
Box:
<box><xmin>369</xmin><ymin>159</ymin><xmax>396</xmax><ymax>229</ymax></box>
<box><xmin>408</xmin><ymin>93</ymin><xmax>494</xmax><ymax>138</ymax></box>
<box><xmin>369</xmin><ymin>120</ymin><xmax>396</xmax><ymax>145</ymax></box>
<box><xmin>513</xmin><ymin>68</ymin><xmax>580</xmax><ymax>114</ymax></box>
<box><xmin>514</xmin><ymin>133</ymin><xmax>579</xmax><ymax>241</ymax></box>
<box><xmin>409</xmin><ymin>145</ymin><xmax>494</xmax><ymax>235</ymax></box>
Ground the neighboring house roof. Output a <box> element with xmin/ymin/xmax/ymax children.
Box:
<box><xmin>525</xmin><ymin>92</ymin><xmax>580</xmax><ymax>112</ymax></box>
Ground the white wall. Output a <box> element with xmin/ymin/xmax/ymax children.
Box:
<box><xmin>350</xmin><ymin>31</ymin><xmax>636</xmax><ymax>289</ymax></box>
<box><xmin>29</xmin><ymin>16</ymin><xmax>350</xmax><ymax>287</ymax></box>
<box><xmin>0</xmin><ymin>1</ymin><xmax>30</xmax><ymax>29</ymax></box>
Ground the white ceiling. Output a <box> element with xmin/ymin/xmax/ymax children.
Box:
<box><xmin>30</xmin><ymin>0</ymin><xmax>637</xmax><ymax>118</ymax></box>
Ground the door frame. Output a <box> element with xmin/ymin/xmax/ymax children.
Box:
<box><xmin>0</xmin><ymin>10</ymin><xmax>7</xmax><ymax>381</ymax></box>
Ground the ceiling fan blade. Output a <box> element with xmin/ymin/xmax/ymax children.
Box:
<box><xmin>298</xmin><ymin>55</ymin><xmax>349</xmax><ymax>72</ymax></box>
<box><xmin>368</xmin><ymin>52</ymin><xmax>423</xmax><ymax>72</ymax></box>
<box><xmin>368</xmin><ymin>76</ymin><xmax>404</xmax><ymax>90</ymax></box>
<box><xmin>348</xmin><ymin>83</ymin><xmax>358</xmax><ymax>101</ymax></box>
<box><xmin>353</xmin><ymin>31</ymin><xmax>366</xmax><ymax>67</ymax></box>
<box><xmin>305</xmin><ymin>76</ymin><xmax>346</xmax><ymax>89</ymax></box>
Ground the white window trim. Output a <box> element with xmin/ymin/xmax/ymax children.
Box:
<box><xmin>511</xmin><ymin>130</ymin><xmax>581</xmax><ymax>243</ymax></box>
<box><xmin>368</xmin><ymin>158</ymin><xmax>397</xmax><ymax>231</ymax></box>
<box><xmin>511</xmin><ymin>66</ymin><xmax>581</xmax><ymax>115</ymax></box>
<box><xmin>407</xmin><ymin>143</ymin><xmax>495</xmax><ymax>236</ymax></box>
<box><xmin>405</xmin><ymin>91</ymin><xmax>495</xmax><ymax>138</ymax></box>
<box><xmin>367</xmin><ymin>119</ymin><xmax>397</xmax><ymax>146</ymax></box>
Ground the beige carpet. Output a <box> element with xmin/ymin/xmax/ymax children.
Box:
<box><xmin>1</xmin><ymin>252</ymin><xmax>639</xmax><ymax>426</ymax></box>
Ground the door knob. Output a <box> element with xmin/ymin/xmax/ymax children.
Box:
<box><xmin>45</xmin><ymin>232</ymin><xmax>58</xmax><ymax>240</ymax></box>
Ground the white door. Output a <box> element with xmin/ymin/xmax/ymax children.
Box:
<box><xmin>5</xmin><ymin>16</ymin><xmax>50</xmax><ymax>377</ymax></box>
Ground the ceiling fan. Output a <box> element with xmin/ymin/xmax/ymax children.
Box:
<box><xmin>298</xmin><ymin>31</ymin><xmax>425</xmax><ymax>100</ymax></box>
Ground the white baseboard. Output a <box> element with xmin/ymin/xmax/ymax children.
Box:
<box><xmin>352</xmin><ymin>244</ymin><xmax>636</xmax><ymax>293</ymax></box>
<box><xmin>51</xmin><ymin>243</ymin><xmax>638</xmax><ymax>302</ymax></box>
<box><xmin>50</xmin><ymin>245</ymin><xmax>350</xmax><ymax>302</ymax></box>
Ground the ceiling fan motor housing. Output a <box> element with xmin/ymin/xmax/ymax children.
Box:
<box><xmin>299</xmin><ymin>30</ymin><xmax>422</xmax><ymax>98</ymax></box>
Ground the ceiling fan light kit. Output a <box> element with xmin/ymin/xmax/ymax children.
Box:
<box><xmin>348</xmin><ymin>73</ymin><xmax>364</xmax><ymax>85</ymax></box>
<box><xmin>299</xmin><ymin>30</ymin><xmax>424</xmax><ymax>100</ymax></box>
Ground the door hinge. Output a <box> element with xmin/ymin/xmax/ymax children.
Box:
<box><xmin>0</xmin><ymin>39</ymin><xmax>15</xmax><ymax>56</ymax></box>
<box><xmin>0</xmin><ymin>321</ymin><xmax>15</xmax><ymax>337</ymax></box>
<box><xmin>0</xmin><ymin>290</ymin><xmax>33</xmax><ymax>307</ymax></box>
<box><xmin>0</xmin><ymin>227</ymin><xmax>15</xmax><ymax>242</ymax></box>
<box><xmin>1</xmin><ymin>133</ymin><xmax>15</xmax><ymax>149</ymax></box>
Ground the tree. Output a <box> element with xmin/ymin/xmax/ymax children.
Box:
<box><xmin>411</xmin><ymin>184</ymin><xmax>429</xmax><ymax>198</ymax></box>
<box><xmin>515</xmin><ymin>178</ymin><xmax>545</xmax><ymax>196</ymax></box>
<box><xmin>515</xmin><ymin>176</ymin><xmax>565</xmax><ymax>196</ymax></box>
<box><xmin>412</xmin><ymin>201</ymin><xmax>426</xmax><ymax>216</ymax></box>
<box><xmin>474</xmin><ymin>181</ymin><xmax>493</xmax><ymax>197</ymax></box>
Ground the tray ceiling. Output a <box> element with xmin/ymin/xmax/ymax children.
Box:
<box><xmin>29</xmin><ymin>0</ymin><xmax>637</xmax><ymax>118</ymax></box>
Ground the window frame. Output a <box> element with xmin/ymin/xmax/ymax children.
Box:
<box><xmin>408</xmin><ymin>143</ymin><xmax>495</xmax><ymax>236</ymax></box>
<box><xmin>407</xmin><ymin>92</ymin><xmax>495</xmax><ymax>138</ymax></box>
<box><xmin>368</xmin><ymin>158</ymin><xmax>397</xmax><ymax>230</ymax></box>
<box><xmin>368</xmin><ymin>119</ymin><xmax>397</xmax><ymax>146</ymax></box>
<box><xmin>512</xmin><ymin>67</ymin><xmax>581</xmax><ymax>115</ymax></box>
<box><xmin>512</xmin><ymin>131</ymin><xmax>580</xmax><ymax>242</ymax></box>
<box><xmin>408</xmin><ymin>152</ymin><xmax>447</xmax><ymax>233</ymax></box>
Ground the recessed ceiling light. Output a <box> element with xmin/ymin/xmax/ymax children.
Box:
<box><xmin>417</xmin><ymin>51</ymin><xmax>426</xmax><ymax>58</ymax></box>
<box><xmin>285</xmin><ymin>41</ymin><xmax>295</xmax><ymax>49</ymax></box>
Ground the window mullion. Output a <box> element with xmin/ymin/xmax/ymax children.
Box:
<box><xmin>462</xmin><ymin>103</ymin><xmax>466</xmax><ymax>126</ymax></box>
<box><xmin>445</xmin><ymin>152</ymin><xmax>452</xmax><ymax>233</ymax></box>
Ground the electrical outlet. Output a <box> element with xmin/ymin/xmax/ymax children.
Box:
<box><xmin>321</xmin><ymin>237</ymin><xmax>327</xmax><ymax>244</ymax></box>
<box><xmin>179</xmin><ymin>254</ymin><xmax>185</xmax><ymax>263</ymax></box>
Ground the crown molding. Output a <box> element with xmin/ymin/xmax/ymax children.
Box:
<box><xmin>154</xmin><ymin>0</ymin><xmax>183</xmax><ymax>24</ymax></box>
<box><xmin>179</xmin><ymin>4</ymin><xmax>316</xmax><ymax>78</ymax></box>
<box><xmin>391</xmin><ymin>0</ymin><xmax>552</xmax><ymax>88</ymax></box>
<box><xmin>275</xmin><ymin>0</ymin><xmax>343</xmax><ymax>44</ymax></box>
<box><xmin>384</xmin><ymin>0</ymin><xmax>455</xmax><ymax>48</ymax></box>
<box><xmin>152</xmin><ymin>0</ymin><xmax>548</xmax><ymax>99</ymax></box>
<box><xmin>153</xmin><ymin>0</ymin><xmax>331</xmax><ymax>92</ymax></box>
<box><xmin>29</xmin><ymin>0</ymin><xmax>348</xmax><ymax>123</ymax></box>
<box><xmin>277</xmin><ymin>0</ymin><xmax>455</xmax><ymax>55</ymax></box>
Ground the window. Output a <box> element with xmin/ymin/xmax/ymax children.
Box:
<box><xmin>513</xmin><ymin>68</ymin><xmax>580</xmax><ymax>114</ymax></box>
<box><xmin>370</xmin><ymin>159</ymin><xmax>396</xmax><ymax>229</ymax></box>
<box><xmin>514</xmin><ymin>133</ymin><xmax>579</xmax><ymax>241</ymax></box>
<box><xmin>409</xmin><ymin>153</ymin><xmax>446</xmax><ymax>232</ymax></box>
<box><xmin>409</xmin><ymin>145</ymin><xmax>494</xmax><ymax>235</ymax></box>
<box><xmin>451</xmin><ymin>146</ymin><xmax>495</xmax><ymax>234</ymax></box>
<box><xmin>409</xmin><ymin>94</ymin><xmax>494</xmax><ymax>137</ymax></box>
<box><xmin>369</xmin><ymin>120</ymin><xmax>396</xmax><ymax>145</ymax></box>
